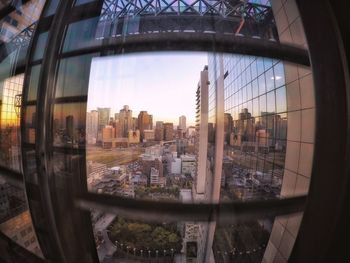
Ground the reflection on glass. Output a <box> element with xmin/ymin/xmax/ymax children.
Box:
<box><xmin>0</xmin><ymin>74</ymin><xmax>24</xmax><ymax>171</ymax></box>
<box><xmin>56</xmin><ymin>54</ymin><xmax>95</xmax><ymax>98</ymax></box>
<box><xmin>0</xmin><ymin>176</ymin><xmax>42</xmax><ymax>258</ymax></box>
<box><xmin>32</xmin><ymin>32</ymin><xmax>48</xmax><ymax>61</ymax></box>
<box><xmin>222</xmin><ymin>54</ymin><xmax>286</xmax><ymax>203</ymax></box>
<box><xmin>213</xmin><ymin>219</ymin><xmax>271</xmax><ymax>263</ymax></box>
<box><xmin>27</xmin><ymin>65</ymin><xmax>41</xmax><ymax>101</ymax></box>
<box><xmin>63</xmin><ymin>17</ymin><xmax>99</xmax><ymax>53</ymax></box>
<box><xmin>24</xmin><ymin>106</ymin><xmax>36</xmax><ymax>144</ymax></box>
<box><xmin>53</xmin><ymin>103</ymin><xmax>87</xmax><ymax>147</ymax></box>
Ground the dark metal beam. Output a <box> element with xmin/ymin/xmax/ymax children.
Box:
<box><xmin>60</xmin><ymin>32</ymin><xmax>310</xmax><ymax>66</ymax></box>
<box><xmin>290</xmin><ymin>0</ymin><xmax>350</xmax><ymax>262</ymax></box>
<box><xmin>76</xmin><ymin>193</ymin><xmax>307</xmax><ymax>224</ymax></box>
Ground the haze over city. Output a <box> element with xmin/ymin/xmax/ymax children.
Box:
<box><xmin>87</xmin><ymin>52</ymin><xmax>208</xmax><ymax>126</ymax></box>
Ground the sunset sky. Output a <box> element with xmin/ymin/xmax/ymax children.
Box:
<box><xmin>87</xmin><ymin>51</ymin><xmax>208</xmax><ymax>126</ymax></box>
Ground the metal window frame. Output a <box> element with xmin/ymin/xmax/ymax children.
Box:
<box><xmin>2</xmin><ymin>0</ymin><xmax>310</xmax><ymax>262</ymax></box>
<box><xmin>0</xmin><ymin>0</ymin><xmax>348</xmax><ymax>262</ymax></box>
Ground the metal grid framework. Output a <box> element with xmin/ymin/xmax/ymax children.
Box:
<box><xmin>100</xmin><ymin>0</ymin><xmax>272</xmax><ymax>21</ymax></box>
<box><xmin>10</xmin><ymin>23</ymin><xmax>35</xmax><ymax>47</ymax></box>
<box><xmin>0</xmin><ymin>22</ymin><xmax>35</xmax><ymax>65</ymax></box>
<box><xmin>97</xmin><ymin>0</ymin><xmax>276</xmax><ymax>38</ymax></box>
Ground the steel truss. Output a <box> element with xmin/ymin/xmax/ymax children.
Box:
<box><xmin>98</xmin><ymin>0</ymin><xmax>276</xmax><ymax>38</ymax></box>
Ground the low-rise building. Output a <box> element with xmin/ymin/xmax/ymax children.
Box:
<box><xmin>168</xmin><ymin>157</ymin><xmax>181</xmax><ymax>174</ymax></box>
<box><xmin>181</xmin><ymin>154</ymin><xmax>196</xmax><ymax>176</ymax></box>
<box><xmin>150</xmin><ymin>167</ymin><xmax>160</xmax><ymax>186</ymax></box>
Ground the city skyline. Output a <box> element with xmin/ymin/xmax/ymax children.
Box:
<box><xmin>88</xmin><ymin>106</ymin><xmax>193</xmax><ymax>129</ymax></box>
<box><xmin>87</xmin><ymin>52</ymin><xmax>208</xmax><ymax>125</ymax></box>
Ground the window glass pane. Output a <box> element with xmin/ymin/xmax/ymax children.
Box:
<box><xmin>53</xmin><ymin>103</ymin><xmax>87</xmax><ymax>147</ymax></box>
<box><xmin>265</xmin><ymin>68</ymin><xmax>275</xmax><ymax>91</ymax></box>
<box><xmin>263</xmin><ymin>57</ymin><xmax>273</xmax><ymax>71</ymax></box>
<box><xmin>276</xmin><ymin>86</ymin><xmax>287</xmax><ymax>113</ymax></box>
<box><xmin>253</xmin><ymin>97</ymin><xmax>259</xmax><ymax>118</ymax></box>
<box><xmin>247</xmin><ymin>82</ymin><xmax>252</xmax><ymax>100</ymax></box>
<box><xmin>274</xmin><ymin>62</ymin><xmax>285</xmax><ymax>88</ymax></box>
<box><xmin>275</xmin><ymin>113</ymin><xmax>287</xmax><ymax>140</ymax></box>
<box><xmin>251</xmin><ymin>60</ymin><xmax>257</xmax><ymax>79</ymax></box>
<box><xmin>0</xmin><ymin>74</ymin><xmax>24</xmax><ymax>172</ymax></box>
<box><xmin>252</xmin><ymin>79</ymin><xmax>259</xmax><ymax>98</ymax></box>
<box><xmin>27</xmin><ymin>65</ymin><xmax>41</xmax><ymax>101</ymax></box>
<box><xmin>256</xmin><ymin>58</ymin><xmax>264</xmax><ymax>76</ymax></box>
<box><xmin>259</xmin><ymin>94</ymin><xmax>267</xmax><ymax>114</ymax></box>
<box><xmin>55</xmin><ymin>54</ymin><xmax>96</xmax><ymax>98</ymax></box>
<box><xmin>62</xmin><ymin>17</ymin><xmax>99</xmax><ymax>53</ymax></box>
<box><xmin>258</xmin><ymin>74</ymin><xmax>266</xmax><ymax>95</ymax></box>
<box><xmin>24</xmin><ymin>106</ymin><xmax>36</xmax><ymax>144</ymax></box>
<box><xmin>43</xmin><ymin>0</ymin><xmax>59</xmax><ymax>17</ymax></box>
<box><xmin>267</xmin><ymin>91</ymin><xmax>275</xmax><ymax>113</ymax></box>
<box><xmin>32</xmin><ymin>32</ymin><xmax>48</xmax><ymax>61</ymax></box>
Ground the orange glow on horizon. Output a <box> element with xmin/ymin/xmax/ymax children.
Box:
<box><xmin>0</xmin><ymin>74</ymin><xmax>24</xmax><ymax>128</ymax></box>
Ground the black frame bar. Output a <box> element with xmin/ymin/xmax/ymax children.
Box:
<box><xmin>289</xmin><ymin>1</ymin><xmax>350</xmax><ymax>262</ymax></box>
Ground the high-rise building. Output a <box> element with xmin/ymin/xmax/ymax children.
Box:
<box><xmin>163</xmin><ymin>123</ymin><xmax>174</xmax><ymax>141</ymax></box>
<box><xmin>132</xmin><ymin>117</ymin><xmax>138</xmax><ymax>130</ymax></box>
<box><xmin>97</xmin><ymin>108</ymin><xmax>110</xmax><ymax>131</ymax></box>
<box><xmin>184</xmin><ymin>66</ymin><xmax>212</xmax><ymax>263</ymax></box>
<box><xmin>155</xmin><ymin>121</ymin><xmax>164</xmax><ymax>141</ymax></box>
<box><xmin>194</xmin><ymin>66</ymin><xmax>209</xmax><ymax>196</ymax></box>
<box><xmin>138</xmin><ymin>111</ymin><xmax>153</xmax><ymax>140</ymax></box>
<box><xmin>192</xmin><ymin>61</ymin><xmax>225</xmax><ymax>263</ymax></box>
<box><xmin>156</xmin><ymin>121</ymin><xmax>163</xmax><ymax>129</ymax></box>
<box><xmin>179</xmin><ymin>115</ymin><xmax>186</xmax><ymax>130</ymax></box>
<box><xmin>102</xmin><ymin>125</ymin><xmax>115</xmax><ymax>141</ymax></box>
<box><xmin>118</xmin><ymin>105</ymin><xmax>133</xmax><ymax>137</ymax></box>
<box><xmin>86</xmin><ymin>110</ymin><xmax>98</xmax><ymax>144</ymax></box>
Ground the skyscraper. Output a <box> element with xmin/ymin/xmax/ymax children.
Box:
<box><xmin>118</xmin><ymin>105</ymin><xmax>133</xmax><ymax>137</ymax></box>
<box><xmin>178</xmin><ymin>115</ymin><xmax>186</xmax><ymax>131</ymax></box>
<box><xmin>97</xmin><ymin>108</ymin><xmax>110</xmax><ymax>131</ymax></box>
<box><xmin>155</xmin><ymin>121</ymin><xmax>164</xmax><ymax>141</ymax></box>
<box><xmin>163</xmin><ymin>123</ymin><xmax>174</xmax><ymax>141</ymax></box>
<box><xmin>194</xmin><ymin>66</ymin><xmax>209</xmax><ymax>196</ymax></box>
<box><xmin>86</xmin><ymin>110</ymin><xmax>98</xmax><ymax>143</ymax></box>
<box><xmin>138</xmin><ymin>111</ymin><xmax>153</xmax><ymax>140</ymax></box>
